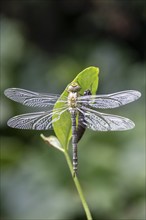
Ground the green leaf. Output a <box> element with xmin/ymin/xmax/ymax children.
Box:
<box><xmin>52</xmin><ymin>66</ymin><xmax>99</xmax><ymax>149</ymax></box>
<box><xmin>40</xmin><ymin>134</ymin><xmax>64</xmax><ymax>152</ymax></box>
<box><xmin>72</xmin><ymin>66</ymin><xmax>99</xmax><ymax>95</ymax></box>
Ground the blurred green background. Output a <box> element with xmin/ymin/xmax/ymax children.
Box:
<box><xmin>0</xmin><ymin>1</ymin><xmax>145</xmax><ymax>220</ymax></box>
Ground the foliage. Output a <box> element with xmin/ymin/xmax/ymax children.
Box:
<box><xmin>53</xmin><ymin>67</ymin><xmax>99</xmax><ymax>149</ymax></box>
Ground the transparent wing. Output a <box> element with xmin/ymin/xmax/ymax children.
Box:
<box><xmin>78</xmin><ymin>106</ymin><xmax>135</xmax><ymax>131</ymax></box>
<box><xmin>4</xmin><ymin>88</ymin><xmax>63</xmax><ymax>107</ymax></box>
<box><xmin>7</xmin><ymin>107</ymin><xmax>67</xmax><ymax>130</ymax></box>
<box><xmin>77</xmin><ymin>90</ymin><xmax>141</xmax><ymax>109</ymax></box>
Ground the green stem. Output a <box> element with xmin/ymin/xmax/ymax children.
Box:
<box><xmin>41</xmin><ymin>134</ymin><xmax>92</xmax><ymax>220</ymax></box>
<box><xmin>64</xmin><ymin>150</ymin><xmax>93</xmax><ymax>220</ymax></box>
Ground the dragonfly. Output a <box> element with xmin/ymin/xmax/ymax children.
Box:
<box><xmin>4</xmin><ymin>82</ymin><xmax>141</xmax><ymax>175</ymax></box>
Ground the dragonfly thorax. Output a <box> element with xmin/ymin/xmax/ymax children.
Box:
<box><xmin>68</xmin><ymin>92</ymin><xmax>79</xmax><ymax>109</ymax></box>
<box><xmin>67</xmin><ymin>82</ymin><xmax>81</xmax><ymax>110</ymax></box>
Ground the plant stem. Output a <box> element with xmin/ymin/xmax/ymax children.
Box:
<box><xmin>64</xmin><ymin>150</ymin><xmax>93</xmax><ymax>220</ymax></box>
<box><xmin>41</xmin><ymin>134</ymin><xmax>92</xmax><ymax>220</ymax></box>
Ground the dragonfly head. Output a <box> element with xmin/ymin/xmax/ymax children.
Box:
<box><xmin>67</xmin><ymin>82</ymin><xmax>81</xmax><ymax>93</ymax></box>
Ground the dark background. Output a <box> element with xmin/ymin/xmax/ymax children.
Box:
<box><xmin>0</xmin><ymin>1</ymin><xmax>145</xmax><ymax>220</ymax></box>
